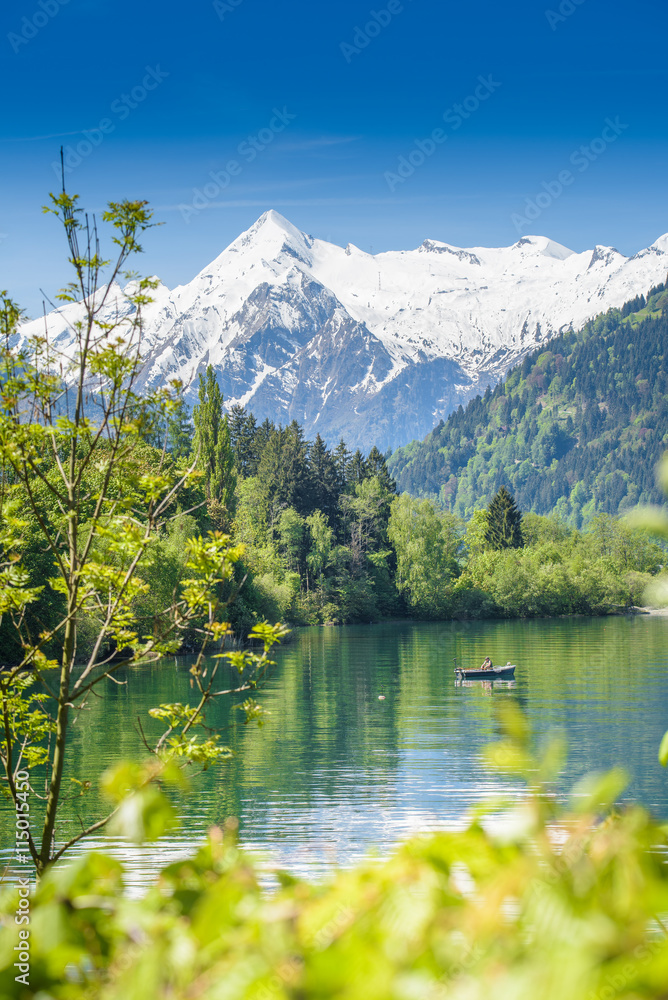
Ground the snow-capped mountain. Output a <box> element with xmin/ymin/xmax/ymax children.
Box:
<box><xmin>18</xmin><ymin>211</ymin><xmax>668</xmax><ymax>451</ymax></box>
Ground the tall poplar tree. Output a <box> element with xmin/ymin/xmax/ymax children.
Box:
<box><xmin>192</xmin><ymin>366</ymin><xmax>237</xmax><ymax>519</ymax></box>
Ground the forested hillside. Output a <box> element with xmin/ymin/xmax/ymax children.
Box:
<box><xmin>389</xmin><ymin>282</ymin><xmax>668</xmax><ymax>525</ymax></box>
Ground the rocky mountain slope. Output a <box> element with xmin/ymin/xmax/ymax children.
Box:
<box><xmin>18</xmin><ymin>211</ymin><xmax>668</xmax><ymax>450</ymax></box>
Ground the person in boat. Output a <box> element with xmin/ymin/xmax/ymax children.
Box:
<box><xmin>481</xmin><ymin>656</ymin><xmax>493</xmax><ymax>671</ymax></box>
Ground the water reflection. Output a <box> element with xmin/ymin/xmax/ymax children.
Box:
<box><xmin>1</xmin><ymin>615</ymin><xmax>667</xmax><ymax>889</ymax></box>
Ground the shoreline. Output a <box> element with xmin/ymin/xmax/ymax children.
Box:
<box><xmin>3</xmin><ymin>607</ymin><xmax>665</xmax><ymax>672</ymax></box>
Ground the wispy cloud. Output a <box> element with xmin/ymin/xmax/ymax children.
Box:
<box><xmin>180</xmin><ymin>173</ymin><xmax>375</xmax><ymax>197</ymax></box>
<box><xmin>275</xmin><ymin>135</ymin><xmax>361</xmax><ymax>152</ymax></box>
<box><xmin>0</xmin><ymin>129</ymin><xmax>89</xmax><ymax>143</ymax></box>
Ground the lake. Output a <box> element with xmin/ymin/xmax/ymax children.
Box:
<box><xmin>2</xmin><ymin>615</ymin><xmax>668</xmax><ymax>889</ymax></box>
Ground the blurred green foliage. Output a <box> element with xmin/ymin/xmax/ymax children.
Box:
<box><xmin>1</xmin><ymin>710</ymin><xmax>667</xmax><ymax>1000</ymax></box>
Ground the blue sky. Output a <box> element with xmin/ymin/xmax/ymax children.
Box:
<box><xmin>1</xmin><ymin>0</ymin><xmax>667</xmax><ymax>314</ymax></box>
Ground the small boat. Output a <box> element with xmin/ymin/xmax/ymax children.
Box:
<box><xmin>455</xmin><ymin>664</ymin><xmax>516</xmax><ymax>681</ymax></box>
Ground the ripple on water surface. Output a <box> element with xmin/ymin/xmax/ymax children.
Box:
<box><xmin>2</xmin><ymin>616</ymin><xmax>667</xmax><ymax>891</ymax></box>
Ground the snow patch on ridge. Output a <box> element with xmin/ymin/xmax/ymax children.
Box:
<box><xmin>15</xmin><ymin>214</ymin><xmax>668</xmax><ymax>450</ymax></box>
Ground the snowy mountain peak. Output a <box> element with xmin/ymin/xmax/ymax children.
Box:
<box><xmin>253</xmin><ymin>208</ymin><xmax>305</xmax><ymax>238</ymax></box>
<box><xmin>419</xmin><ymin>240</ymin><xmax>482</xmax><ymax>266</ymax></box>
<box><xmin>17</xmin><ymin>216</ymin><xmax>668</xmax><ymax>452</ymax></box>
<box><xmin>234</xmin><ymin>209</ymin><xmax>312</xmax><ymax>253</ymax></box>
<box><xmin>588</xmin><ymin>245</ymin><xmax>624</xmax><ymax>269</ymax></box>
<box><xmin>512</xmin><ymin>236</ymin><xmax>575</xmax><ymax>260</ymax></box>
<box><xmin>634</xmin><ymin>233</ymin><xmax>668</xmax><ymax>261</ymax></box>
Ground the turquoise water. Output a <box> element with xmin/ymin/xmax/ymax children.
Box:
<box><xmin>2</xmin><ymin>616</ymin><xmax>668</xmax><ymax>888</ymax></box>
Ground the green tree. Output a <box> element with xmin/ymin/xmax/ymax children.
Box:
<box><xmin>307</xmin><ymin>434</ymin><xmax>339</xmax><ymax>526</ymax></box>
<box><xmin>256</xmin><ymin>422</ymin><xmax>311</xmax><ymax>527</ymax></box>
<box><xmin>485</xmin><ymin>486</ymin><xmax>524</xmax><ymax>550</ymax></box>
<box><xmin>192</xmin><ymin>366</ymin><xmax>236</xmax><ymax>518</ymax></box>
<box><xmin>347</xmin><ymin>449</ymin><xmax>368</xmax><ymax>487</ymax></box>
<box><xmin>342</xmin><ymin>476</ymin><xmax>390</xmax><ymax>569</ymax></box>
<box><xmin>333</xmin><ymin>438</ymin><xmax>351</xmax><ymax>492</ymax></box>
<box><xmin>305</xmin><ymin>510</ymin><xmax>334</xmax><ymax>583</ymax></box>
<box><xmin>233</xmin><ymin>476</ymin><xmax>270</xmax><ymax>557</ymax></box>
<box><xmin>167</xmin><ymin>393</ymin><xmax>195</xmax><ymax>461</ymax></box>
<box><xmin>464</xmin><ymin>509</ymin><xmax>490</xmax><ymax>558</ymax></box>
<box><xmin>278</xmin><ymin>507</ymin><xmax>305</xmax><ymax>573</ymax></box>
<box><xmin>228</xmin><ymin>404</ymin><xmax>259</xmax><ymax>478</ymax></box>
<box><xmin>0</xmin><ymin>187</ymin><xmax>284</xmax><ymax>874</ymax></box>
<box><xmin>388</xmin><ymin>494</ymin><xmax>461</xmax><ymax>616</ymax></box>
<box><xmin>366</xmin><ymin>444</ymin><xmax>397</xmax><ymax>496</ymax></box>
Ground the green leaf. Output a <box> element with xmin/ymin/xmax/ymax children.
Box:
<box><xmin>480</xmin><ymin>741</ymin><xmax>531</xmax><ymax>776</ymax></box>
<box><xmin>624</xmin><ymin>506</ymin><xmax>668</xmax><ymax>538</ymax></box>
<box><xmin>108</xmin><ymin>785</ymin><xmax>178</xmax><ymax>843</ymax></box>
<box><xmin>659</xmin><ymin>730</ymin><xmax>668</xmax><ymax>767</ymax></box>
<box><xmin>570</xmin><ymin>768</ymin><xmax>629</xmax><ymax>812</ymax></box>
<box><xmin>100</xmin><ymin>761</ymin><xmax>146</xmax><ymax>803</ymax></box>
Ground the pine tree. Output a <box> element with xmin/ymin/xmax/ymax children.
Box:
<box><xmin>485</xmin><ymin>487</ymin><xmax>524</xmax><ymax>550</ymax></box>
<box><xmin>366</xmin><ymin>445</ymin><xmax>398</xmax><ymax>495</ymax></box>
<box><xmin>256</xmin><ymin>418</ymin><xmax>275</xmax><ymax>456</ymax></box>
<box><xmin>192</xmin><ymin>366</ymin><xmax>237</xmax><ymax>518</ymax></box>
<box><xmin>228</xmin><ymin>404</ymin><xmax>258</xmax><ymax>478</ymax></box>
<box><xmin>167</xmin><ymin>396</ymin><xmax>194</xmax><ymax>461</ymax></box>
<box><xmin>256</xmin><ymin>422</ymin><xmax>311</xmax><ymax>528</ymax></box>
<box><xmin>308</xmin><ymin>434</ymin><xmax>339</xmax><ymax>524</ymax></box>
<box><xmin>333</xmin><ymin>439</ymin><xmax>352</xmax><ymax>491</ymax></box>
<box><xmin>348</xmin><ymin>450</ymin><xmax>368</xmax><ymax>487</ymax></box>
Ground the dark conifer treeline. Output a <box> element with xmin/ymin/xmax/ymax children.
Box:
<box><xmin>223</xmin><ymin>405</ymin><xmax>401</xmax><ymax>625</ymax></box>
<box><xmin>227</xmin><ymin>405</ymin><xmax>396</xmax><ymax>538</ymax></box>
